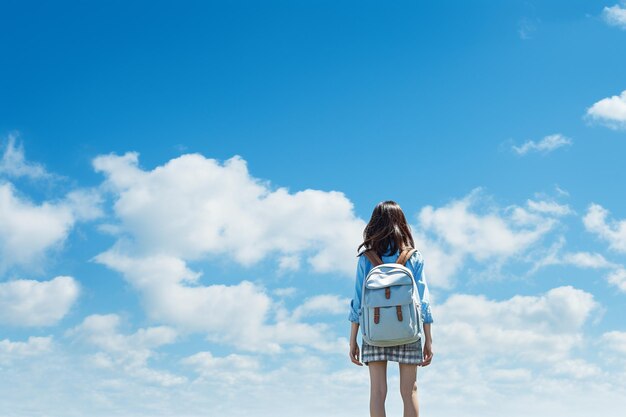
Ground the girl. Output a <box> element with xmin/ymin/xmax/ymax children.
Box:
<box><xmin>348</xmin><ymin>200</ymin><xmax>434</xmax><ymax>417</ymax></box>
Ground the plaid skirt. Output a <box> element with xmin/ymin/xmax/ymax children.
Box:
<box><xmin>361</xmin><ymin>338</ymin><xmax>423</xmax><ymax>366</ymax></box>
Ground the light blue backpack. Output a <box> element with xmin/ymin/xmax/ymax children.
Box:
<box><xmin>359</xmin><ymin>248</ymin><xmax>423</xmax><ymax>347</ymax></box>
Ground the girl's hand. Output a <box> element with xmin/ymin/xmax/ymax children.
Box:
<box><xmin>419</xmin><ymin>340</ymin><xmax>433</xmax><ymax>367</ymax></box>
<box><xmin>349</xmin><ymin>341</ymin><xmax>363</xmax><ymax>366</ymax></box>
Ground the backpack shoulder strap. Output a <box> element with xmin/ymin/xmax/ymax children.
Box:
<box><xmin>364</xmin><ymin>250</ymin><xmax>383</xmax><ymax>266</ymax></box>
<box><xmin>396</xmin><ymin>248</ymin><xmax>417</xmax><ymax>266</ymax></box>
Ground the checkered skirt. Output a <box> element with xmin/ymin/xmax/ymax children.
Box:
<box><xmin>361</xmin><ymin>338</ymin><xmax>423</xmax><ymax>365</ymax></box>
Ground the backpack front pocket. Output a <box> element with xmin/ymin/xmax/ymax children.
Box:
<box><xmin>367</xmin><ymin>303</ymin><xmax>418</xmax><ymax>343</ymax></box>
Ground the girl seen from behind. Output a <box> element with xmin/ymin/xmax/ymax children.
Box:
<box><xmin>348</xmin><ymin>200</ymin><xmax>434</xmax><ymax>417</ymax></box>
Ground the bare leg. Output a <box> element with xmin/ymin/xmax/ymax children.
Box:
<box><xmin>368</xmin><ymin>361</ymin><xmax>387</xmax><ymax>417</ymax></box>
<box><xmin>399</xmin><ymin>363</ymin><xmax>419</xmax><ymax>417</ymax></box>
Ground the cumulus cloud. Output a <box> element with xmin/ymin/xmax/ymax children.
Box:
<box><xmin>0</xmin><ymin>276</ymin><xmax>80</xmax><ymax>326</ymax></box>
<box><xmin>0</xmin><ymin>183</ymin><xmax>103</xmax><ymax>272</ymax></box>
<box><xmin>583</xmin><ymin>203</ymin><xmax>626</xmax><ymax>253</ymax></box>
<box><xmin>94</xmin><ymin>250</ymin><xmax>271</xmax><ymax>340</ymax></box>
<box><xmin>273</xmin><ymin>287</ymin><xmax>297</xmax><ymax>297</ymax></box>
<box><xmin>291</xmin><ymin>294</ymin><xmax>350</xmax><ymax>320</ymax></box>
<box><xmin>0</xmin><ymin>182</ymin><xmax>74</xmax><ymax>272</ymax></box>
<box><xmin>0</xmin><ymin>133</ymin><xmax>53</xmax><ymax>180</ymax></box>
<box><xmin>94</xmin><ymin>250</ymin><xmax>348</xmax><ymax>354</ymax></box>
<box><xmin>93</xmin><ymin>152</ymin><xmax>365</xmax><ymax>276</ymax></box>
<box><xmin>603</xmin><ymin>3</ymin><xmax>626</xmax><ymax>29</ymax></box>
<box><xmin>419</xmin><ymin>189</ymin><xmax>554</xmax><ymax>260</ymax></box>
<box><xmin>606</xmin><ymin>268</ymin><xmax>626</xmax><ymax>292</ymax></box>
<box><xmin>181</xmin><ymin>351</ymin><xmax>263</xmax><ymax>384</ymax></box>
<box><xmin>602</xmin><ymin>330</ymin><xmax>626</xmax><ymax>355</ymax></box>
<box><xmin>434</xmin><ymin>286</ymin><xmax>599</xmax><ymax>363</ymax></box>
<box><xmin>511</xmin><ymin>134</ymin><xmax>572</xmax><ymax>155</ymax></box>
<box><xmin>64</xmin><ymin>188</ymin><xmax>105</xmax><ymax>221</ymax></box>
<box><xmin>586</xmin><ymin>90</ymin><xmax>626</xmax><ymax>129</ymax></box>
<box><xmin>529</xmin><ymin>235</ymin><xmax>626</xmax><ymax>292</ymax></box>
<box><xmin>66</xmin><ymin>313</ymin><xmax>185</xmax><ymax>386</ymax></box>
<box><xmin>532</xmin><ymin>236</ymin><xmax>617</xmax><ymax>271</ymax></box>
<box><xmin>87</xmin><ymin>151</ymin><xmax>368</xmax><ymax>353</ymax></box>
<box><xmin>549</xmin><ymin>358</ymin><xmax>602</xmax><ymax>379</ymax></box>
<box><xmin>412</xmin><ymin>188</ymin><xmax>557</xmax><ymax>287</ymax></box>
<box><xmin>0</xmin><ymin>336</ymin><xmax>53</xmax><ymax>364</ymax></box>
<box><xmin>0</xmin><ymin>145</ymin><xmax>102</xmax><ymax>272</ymax></box>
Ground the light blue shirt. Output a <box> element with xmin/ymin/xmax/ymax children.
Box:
<box><xmin>348</xmin><ymin>248</ymin><xmax>434</xmax><ymax>324</ymax></box>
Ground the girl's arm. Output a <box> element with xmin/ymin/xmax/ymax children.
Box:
<box><xmin>349</xmin><ymin>322</ymin><xmax>363</xmax><ymax>366</ymax></box>
<box><xmin>423</xmin><ymin>322</ymin><xmax>432</xmax><ymax>343</ymax></box>
<box><xmin>349</xmin><ymin>256</ymin><xmax>366</xmax><ymax>366</ymax></box>
<box><xmin>421</xmin><ymin>323</ymin><xmax>433</xmax><ymax>366</ymax></box>
<box><xmin>350</xmin><ymin>321</ymin><xmax>360</xmax><ymax>344</ymax></box>
<box><xmin>413</xmin><ymin>251</ymin><xmax>434</xmax><ymax>366</ymax></box>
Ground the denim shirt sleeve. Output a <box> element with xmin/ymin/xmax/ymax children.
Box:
<box><xmin>348</xmin><ymin>255</ymin><xmax>367</xmax><ymax>323</ymax></box>
<box><xmin>409</xmin><ymin>251</ymin><xmax>434</xmax><ymax>324</ymax></box>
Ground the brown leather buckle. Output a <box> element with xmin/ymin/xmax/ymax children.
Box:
<box><xmin>385</xmin><ymin>287</ymin><xmax>391</xmax><ymax>299</ymax></box>
<box><xmin>396</xmin><ymin>305</ymin><xmax>403</xmax><ymax>321</ymax></box>
<box><xmin>374</xmin><ymin>307</ymin><xmax>380</xmax><ymax>324</ymax></box>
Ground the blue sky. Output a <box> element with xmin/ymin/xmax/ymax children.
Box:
<box><xmin>2</xmin><ymin>1</ymin><xmax>626</xmax><ymax>416</ymax></box>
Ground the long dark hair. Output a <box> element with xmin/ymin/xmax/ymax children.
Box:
<box><xmin>357</xmin><ymin>200</ymin><xmax>415</xmax><ymax>257</ymax></box>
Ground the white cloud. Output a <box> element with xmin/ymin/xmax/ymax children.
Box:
<box><xmin>526</xmin><ymin>199</ymin><xmax>573</xmax><ymax>216</ymax></box>
<box><xmin>419</xmin><ymin>189</ymin><xmax>554</xmax><ymax>261</ymax></box>
<box><xmin>93</xmin><ymin>152</ymin><xmax>365</xmax><ymax>276</ymax></box>
<box><xmin>528</xmin><ymin>235</ymin><xmax>626</xmax><ymax>292</ymax></box>
<box><xmin>0</xmin><ymin>133</ymin><xmax>53</xmax><ymax>180</ymax></box>
<box><xmin>533</xmin><ymin>237</ymin><xmax>618</xmax><ymax>270</ymax></box>
<box><xmin>277</xmin><ymin>254</ymin><xmax>301</xmax><ymax>273</ymax></box>
<box><xmin>291</xmin><ymin>294</ymin><xmax>349</xmax><ymax>320</ymax></box>
<box><xmin>583</xmin><ymin>203</ymin><xmax>626</xmax><ymax>253</ymax></box>
<box><xmin>67</xmin><ymin>314</ymin><xmax>178</xmax><ymax>351</ymax></box>
<box><xmin>549</xmin><ymin>358</ymin><xmax>602</xmax><ymax>379</ymax></box>
<box><xmin>3</xmin><ymin>342</ymin><xmax>626</xmax><ymax>417</ymax></box>
<box><xmin>606</xmin><ymin>268</ymin><xmax>626</xmax><ymax>292</ymax></box>
<box><xmin>586</xmin><ymin>90</ymin><xmax>626</xmax><ymax>129</ymax></box>
<box><xmin>3</xmin><ymin>327</ymin><xmax>626</xmax><ymax>417</ymax></box>
<box><xmin>561</xmin><ymin>251</ymin><xmax>616</xmax><ymax>269</ymax></box>
<box><xmin>0</xmin><ymin>276</ymin><xmax>80</xmax><ymax>326</ymax></box>
<box><xmin>0</xmin><ymin>339</ymin><xmax>369</xmax><ymax>417</ymax></box>
<box><xmin>602</xmin><ymin>330</ymin><xmax>626</xmax><ymax>355</ymax></box>
<box><xmin>412</xmin><ymin>188</ymin><xmax>557</xmax><ymax>287</ymax></box>
<box><xmin>434</xmin><ymin>286</ymin><xmax>599</xmax><ymax>363</ymax></box>
<box><xmin>181</xmin><ymin>351</ymin><xmax>263</xmax><ymax>384</ymax></box>
<box><xmin>93</xmin><ymin>250</ymin><xmax>271</xmax><ymax>344</ymax></box>
<box><xmin>603</xmin><ymin>3</ymin><xmax>626</xmax><ymax>29</ymax></box>
<box><xmin>512</xmin><ymin>134</ymin><xmax>572</xmax><ymax>155</ymax></box>
<box><xmin>94</xmin><ymin>250</ymin><xmax>348</xmax><ymax>354</ymax></box>
<box><xmin>66</xmin><ymin>313</ymin><xmax>185</xmax><ymax>386</ymax></box>
<box><xmin>0</xmin><ymin>181</ymin><xmax>102</xmax><ymax>273</ymax></box>
<box><xmin>0</xmin><ymin>336</ymin><xmax>53</xmax><ymax>364</ymax></box>
<box><xmin>272</xmin><ymin>287</ymin><xmax>297</xmax><ymax>298</ymax></box>
<box><xmin>0</xmin><ymin>182</ymin><xmax>74</xmax><ymax>272</ymax></box>
<box><xmin>64</xmin><ymin>188</ymin><xmax>105</xmax><ymax>221</ymax></box>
